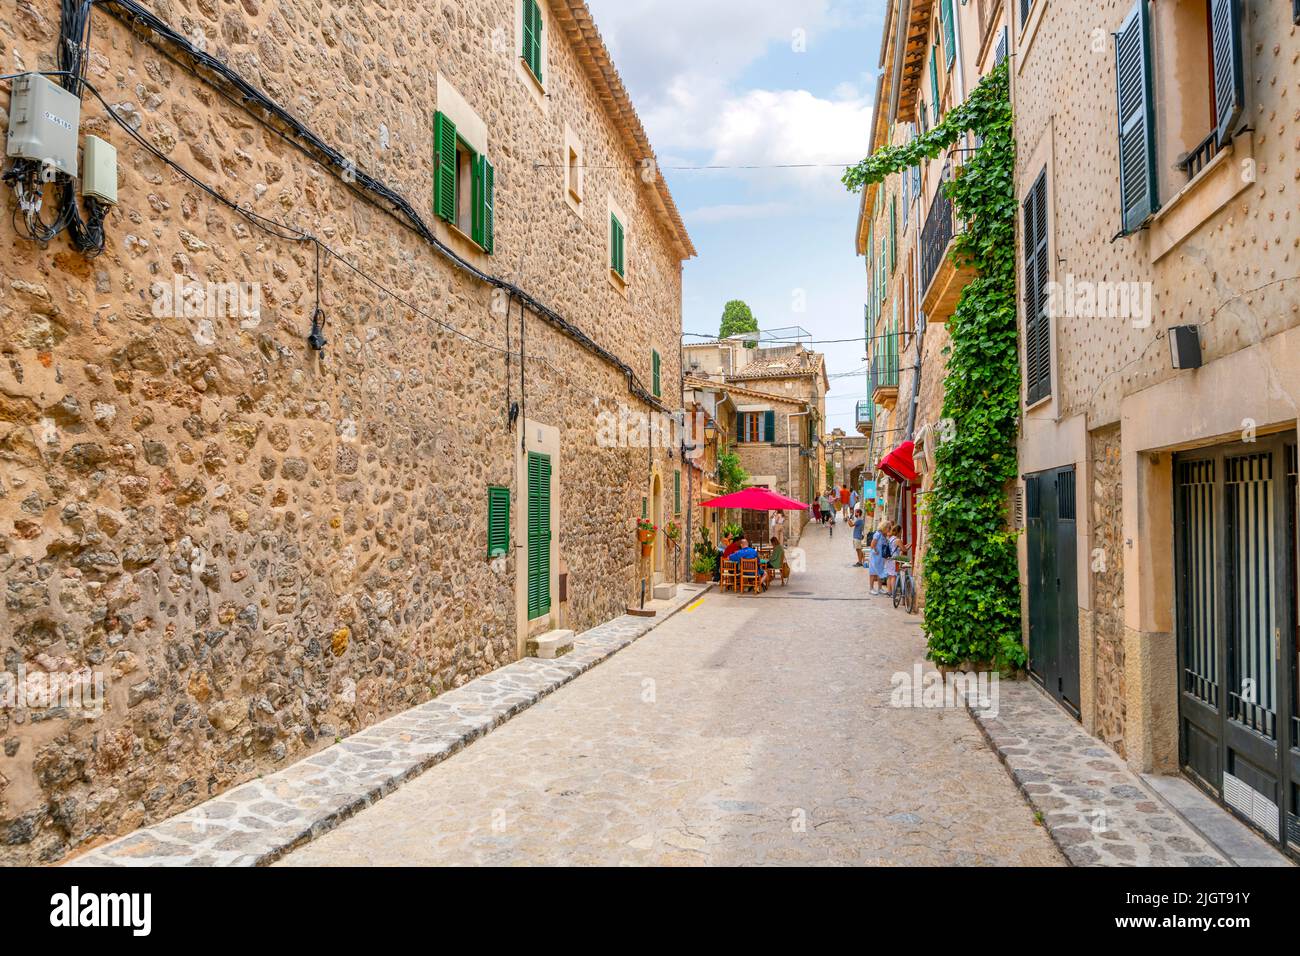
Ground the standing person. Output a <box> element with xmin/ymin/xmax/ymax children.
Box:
<box><xmin>768</xmin><ymin>509</ymin><xmax>785</xmax><ymax>547</ymax></box>
<box><xmin>839</xmin><ymin>484</ymin><xmax>851</xmax><ymax>521</ymax></box>
<box><xmin>811</xmin><ymin>498</ymin><xmax>822</xmax><ymax>525</ymax></box>
<box><xmin>818</xmin><ymin>492</ymin><xmax>832</xmax><ymax>525</ymax></box>
<box><xmin>881</xmin><ymin>523</ymin><xmax>900</xmax><ymax>597</ymax></box>
<box><xmin>868</xmin><ymin>524</ymin><xmax>886</xmax><ymax>594</ymax></box>
<box><xmin>851</xmin><ymin>509</ymin><xmax>867</xmax><ymax>567</ymax></box>
<box><xmin>850</xmin><ymin>487</ymin><xmax>859</xmax><ymax>515</ymax></box>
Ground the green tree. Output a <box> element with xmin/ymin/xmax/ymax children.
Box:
<box><xmin>719</xmin><ymin>300</ymin><xmax>758</xmax><ymax>340</ymax></box>
<box><xmin>718</xmin><ymin>448</ymin><xmax>749</xmax><ymax>494</ymax></box>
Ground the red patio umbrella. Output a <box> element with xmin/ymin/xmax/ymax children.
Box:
<box><xmin>701</xmin><ymin>487</ymin><xmax>809</xmax><ymax>511</ymax></box>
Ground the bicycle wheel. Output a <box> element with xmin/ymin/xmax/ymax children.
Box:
<box><xmin>904</xmin><ymin>575</ymin><xmax>917</xmax><ymax>614</ymax></box>
<box><xmin>892</xmin><ymin>577</ymin><xmax>902</xmax><ymax>609</ymax></box>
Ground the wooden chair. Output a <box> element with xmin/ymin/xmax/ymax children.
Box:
<box><xmin>720</xmin><ymin>558</ymin><xmax>739</xmax><ymax>593</ymax></box>
<box><xmin>739</xmin><ymin>557</ymin><xmax>763</xmax><ymax>594</ymax></box>
<box><xmin>769</xmin><ymin>557</ymin><xmax>786</xmax><ymax>587</ymax></box>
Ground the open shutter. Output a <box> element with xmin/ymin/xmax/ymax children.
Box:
<box><xmin>930</xmin><ymin>46</ymin><xmax>940</xmax><ymax>123</ymax></box>
<box><xmin>610</xmin><ymin>214</ymin><xmax>625</xmax><ymax>277</ymax></box>
<box><xmin>941</xmin><ymin>0</ymin><xmax>956</xmax><ymax>69</ymax></box>
<box><xmin>522</xmin><ymin>0</ymin><xmax>542</xmax><ymax>82</ymax></box>
<box><xmin>433</xmin><ymin>112</ymin><xmax>457</xmax><ymax>223</ymax></box>
<box><xmin>890</xmin><ymin>198</ymin><xmax>898</xmax><ymax>270</ymax></box>
<box><xmin>472</xmin><ymin>156</ymin><xmax>495</xmax><ymax>252</ymax></box>
<box><xmin>674</xmin><ymin>470</ymin><xmax>681</xmax><ymax>514</ymax></box>
<box><xmin>1023</xmin><ymin>171</ymin><xmax>1052</xmax><ymax>405</ymax></box>
<box><xmin>652</xmin><ymin>349</ymin><xmax>661</xmax><ymax>398</ymax></box>
<box><xmin>1209</xmin><ymin>0</ymin><xmax>1244</xmax><ymax>148</ymax></box>
<box><xmin>763</xmin><ymin>410</ymin><xmax>775</xmax><ymax>443</ymax></box>
<box><xmin>487</xmin><ymin>486</ymin><xmax>510</xmax><ymax>558</ymax></box>
<box><xmin>1114</xmin><ymin>1</ymin><xmax>1158</xmax><ymax>235</ymax></box>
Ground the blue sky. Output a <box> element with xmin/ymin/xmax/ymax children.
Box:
<box><xmin>586</xmin><ymin>0</ymin><xmax>888</xmax><ymax>431</ymax></box>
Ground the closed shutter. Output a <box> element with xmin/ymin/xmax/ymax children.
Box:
<box><xmin>1209</xmin><ymin>0</ymin><xmax>1244</xmax><ymax>148</ymax></box>
<box><xmin>763</xmin><ymin>410</ymin><xmax>775</xmax><ymax>443</ymax></box>
<box><xmin>1023</xmin><ymin>170</ymin><xmax>1052</xmax><ymax>405</ymax></box>
<box><xmin>471</xmin><ymin>155</ymin><xmax>495</xmax><ymax>252</ymax></box>
<box><xmin>487</xmin><ymin>486</ymin><xmax>510</xmax><ymax>558</ymax></box>
<box><xmin>890</xmin><ymin>197</ymin><xmax>898</xmax><ymax>270</ymax></box>
<box><xmin>523</xmin><ymin>0</ymin><xmax>543</xmax><ymax>83</ymax></box>
<box><xmin>930</xmin><ymin>46</ymin><xmax>940</xmax><ymax>123</ymax></box>
<box><xmin>652</xmin><ymin>349</ymin><xmax>661</xmax><ymax>398</ymax></box>
<box><xmin>674</xmin><ymin>470</ymin><xmax>681</xmax><ymax>514</ymax></box>
<box><xmin>610</xmin><ymin>214</ymin><xmax>625</xmax><ymax>276</ymax></box>
<box><xmin>527</xmin><ymin>453</ymin><xmax>551</xmax><ymax>620</ymax></box>
<box><xmin>433</xmin><ymin>112</ymin><xmax>457</xmax><ymax>223</ymax></box>
<box><xmin>941</xmin><ymin>0</ymin><xmax>956</xmax><ymax>69</ymax></box>
<box><xmin>1114</xmin><ymin>1</ymin><xmax>1158</xmax><ymax>235</ymax></box>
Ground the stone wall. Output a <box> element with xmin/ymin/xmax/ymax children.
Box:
<box><xmin>0</xmin><ymin>0</ymin><xmax>685</xmax><ymax>863</ymax></box>
<box><xmin>1088</xmin><ymin>424</ymin><xmax>1125</xmax><ymax>756</ymax></box>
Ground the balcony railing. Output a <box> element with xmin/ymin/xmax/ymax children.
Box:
<box><xmin>1177</xmin><ymin>131</ymin><xmax>1221</xmax><ymax>182</ymax></box>
<box><xmin>872</xmin><ymin>331</ymin><xmax>900</xmax><ymax>397</ymax></box>
<box><xmin>855</xmin><ymin>399</ymin><xmax>875</xmax><ymax>430</ymax></box>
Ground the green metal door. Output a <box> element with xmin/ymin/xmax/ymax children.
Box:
<box><xmin>527</xmin><ymin>452</ymin><xmax>552</xmax><ymax>621</ymax></box>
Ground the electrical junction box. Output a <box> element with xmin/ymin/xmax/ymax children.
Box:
<box><xmin>5</xmin><ymin>72</ymin><xmax>81</xmax><ymax>176</ymax></box>
<box><xmin>82</xmin><ymin>135</ymin><xmax>118</xmax><ymax>205</ymax></box>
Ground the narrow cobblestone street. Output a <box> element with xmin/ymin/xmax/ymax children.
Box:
<box><xmin>279</xmin><ymin>524</ymin><xmax>1062</xmax><ymax>866</ymax></box>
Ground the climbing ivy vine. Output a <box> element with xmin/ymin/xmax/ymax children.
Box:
<box><xmin>843</xmin><ymin>61</ymin><xmax>1024</xmax><ymax>669</ymax></box>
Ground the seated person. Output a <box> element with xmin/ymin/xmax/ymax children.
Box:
<box><xmin>769</xmin><ymin>538</ymin><xmax>786</xmax><ymax>579</ymax></box>
<box><xmin>721</xmin><ymin>535</ymin><xmax>744</xmax><ymax>562</ymax></box>
<box><xmin>726</xmin><ymin>537</ymin><xmax>758</xmax><ymax>562</ymax></box>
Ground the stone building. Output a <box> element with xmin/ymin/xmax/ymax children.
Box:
<box><xmin>0</xmin><ymin>0</ymin><xmax>693</xmax><ymax>863</ymax></box>
<box><xmin>1013</xmin><ymin>0</ymin><xmax>1299</xmax><ymax>858</ymax></box>
<box><xmin>856</xmin><ymin>0</ymin><xmax>1008</xmax><ymax>599</ymax></box>
<box><xmin>682</xmin><ymin>339</ymin><xmax>828</xmax><ymax>542</ymax></box>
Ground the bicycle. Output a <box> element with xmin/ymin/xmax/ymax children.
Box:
<box><xmin>892</xmin><ymin>558</ymin><xmax>917</xmax><ymax>614</ymax></box>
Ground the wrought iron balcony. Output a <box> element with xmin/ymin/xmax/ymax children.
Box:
<box><xmin>919</xmin><ymin>150</ymin><xmax>978</xmax><ymax>323</ymax></box>
<box><xmin>855</xmin><ymin>399</ymin><xmax>874</xmax><ymax>434</ymax></box>
<box><xmin>871</xmin><ymin>334</ymin><xmax>900</xmax><ymax>410</ymax></box>
<box><xmin>1177</xmin><ymin>131</ymin><xmax>1222</xmax><ymax>182</ymax></box>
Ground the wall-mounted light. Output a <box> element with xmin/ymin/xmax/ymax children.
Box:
<box><xmin>1169</xmin><ymin>325</ymin><xmax>1202</xmax><ymax>370</ymax></box>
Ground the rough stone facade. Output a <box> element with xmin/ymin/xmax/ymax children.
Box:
<box><xmin>1088</xmin><ymin>424</ymin><xmax>1125</xmax><ymax>756</ymax></box>
<box><xmin>0</xmin><ymin>0</ymin><xmax>690</xmax><ymax>863</ymax></box>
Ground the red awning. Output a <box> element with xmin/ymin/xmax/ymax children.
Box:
<box><xmin>878</xmin><ymin>441</ymin><xmax>918</xmax><ymax>484</ymax></box>
<box><xmin>701</xmin><ymin>487</ymin><xmax>809</xmax><ymax>511</ymax></box>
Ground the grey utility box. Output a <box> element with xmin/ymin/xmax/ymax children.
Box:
<box><xmin>5</xmin><ymin>72</ymin><xmax>81</xmax><ymax>176</ymax></box>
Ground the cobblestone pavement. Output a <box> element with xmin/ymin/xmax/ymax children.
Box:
<box><xmin>971</xmin><ymin>681</ymin><xmax>1246</xmax><ymax>866</ymax></box>
<box><xmin>281</xmin><ymin>526</ymin><xmax>1063</xmax><ymax>866</ymax></box>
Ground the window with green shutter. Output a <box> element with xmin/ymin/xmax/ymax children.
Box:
<box><xmin>941</xmin><ymin>0</ymin><xmax>956</xmax><ymax>70</ymax></box>
<box><xmin>1113</xmin><ymin>1</ymin><xmax>1158</xmax><ymax>235</ymax></box>
<box><xmin>889</xmin><ymin>197</ymin><xmax>897</xmax><ymax>271</ymax></box>
<box><xmin>433</xmin><ymin>111</ymin><xmax>495</xmax><ymax>254</ymax></box>
<box><xmin>522</xmin><ymin>0</ymin><xmax>543</xmax><ymax>84</ymax></box>
<box><xmin>652</xmin><ymin>349</ymin><xmax>661</xmax><ymax>398</ymax></box>
<box><xmin>763</xmin><ymin>410</ymin><xmax>775</xmax><ymax>443</ymax></box>
<box><xmin>487</xmin><ymin>486</ymin><xmax>510</xmax><ymax>558</ymax></box>
<box><xmin>930</xmin><ymin>46</ymin><xmax>941</xmax><ymax>124</ymax></box>
<box><xmin>610</xmin><ymin>213</ymin><xmax>626</xmax><ymax>278</ymax></box>
<box><xmin>673</xmin><ymin>470</ymin><xmax>681</xmax><ymax>515</ymax></box>
<box><xmin>1023</xmin><ymin>170</ymin><xmax>1052</xmax><ymax>405</ymax></box>
<box><xmin>527</xmin><ymin>452</ymin><xmax>552</xmax><ymax>621</ymax></box>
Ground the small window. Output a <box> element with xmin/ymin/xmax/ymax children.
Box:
<box><xmin>433</xmin><ymin>111</ymin><xmax>495</xmax><ymax>254</ymax></box>
<box><xmin>487</xmin><ymin>486</ymin><xmax>510</xmax><ymax>558</ymax></box>
<box><xmin>740</xmin><ymin>411</ymin><xmax>774</xmax><ymax>443</ymax></box>
<box><xmin>651</xmin><ymin>349</ymin><xmax>661</xmax><ymax>398</ymax></box>
<box><xmin>610</xmin><ymin>213</ymin><xmax>626</xmax><ymax>279</ymax></box>
<box><xmin>567</xmin><ymin>147</ymin><xmax>581</xmax><ymax>201</ymax></box>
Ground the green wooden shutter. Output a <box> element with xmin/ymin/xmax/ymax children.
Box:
<box><xmin>523</xmin><ymin>0</ymin><xmax>543</xmax><ymax>83</ymax></box>
<box><xmin>763</xmin><ymin>410</ymin><xmax>775</xmax><ymax>443</ymax></box>
<box><xmin>941</xmin><ymin>0</ymin><xmax>956</xmax><ymax>69</ymax></box>
<box><xmin>652</xmin><ymin>349</ymin><xmax>661</xmax><ymax>398</ymax></box>
<box><xmin>930</xmin><ymin>46</ymin><xmax>940</xmax><ymax>123</ymax></box>
<box><xmin>1114</xmin><ymin>1</ymin><xmax>1158</xmax><ymax>235</ymax></box>
<box><xmin>527</xmin><ymin>452</ymin><xmax>551</xmax><ymax>620</ymax></box>
<box><xmin>1023</xmin><ymin>171</ymin><xmax>1052</xmax><ymax>404</ymax></box>
<box><xmin>1209</xmin><ymin>0</ymin><xmax>1244</xmax><ymax>148</ymax></box>
<box><xmin>611</xmin><ymin>214</ymin><xmax>625</xmax><ymax>277</ymax></box>
<box><xmin>487</xmin><ymin>486</ymin><xmax>510</xmax><ymax>558</ymax></box>
<box><xmin>471</xmin><ymin>156</ymin><xmax>495</xmax><ymax>253</ymax></box>
<box><xmin>433</xmin><ymin>112</ymin><xmax>457</xmax><ymax>224</ymax></box>
<box><xmin>890</xmin><ymin>197</ymin><xmax>897</xmax><ymax>270</ymax></box>
<box><xmin>673</xmin><ymin>470</ymin><xmax>681</xmax><ymax>514</ymax></box>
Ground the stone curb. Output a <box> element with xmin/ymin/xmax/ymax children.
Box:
<box><xmin>965</xmin><ymin>679</ymin><xmax>1230</xmax><ymax>867</ymax></box>
<box><xmin>67</xmin><ymin>584</ymin><xmax>712</xmax><ymax>867</ymax></box>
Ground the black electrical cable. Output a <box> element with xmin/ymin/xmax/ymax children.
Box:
<box><xmin>63</xmin><ymin>0</ymin><xmax>667</xmax><ymax>413</ymax></box>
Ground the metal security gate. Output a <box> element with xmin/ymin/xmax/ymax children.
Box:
<box><xmin>1175</xmin><ymin>435</ymin><xmax>1298</xmax><ymax>856</ymax></box>
<box><xmin>1026</xmin><ymin>465</ymin><xmax>1081</xmax><ymax>715</ymax></box>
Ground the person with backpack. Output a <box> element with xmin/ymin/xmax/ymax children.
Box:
<box><xmin>881</xmin><ymin>523</ymin><xmax>901</xmax><ymax>597</ymax></box>
<box><xmin>867</xmin><ymin>524</ymin><xmax>886</xmax><ymax>594</ymax></box>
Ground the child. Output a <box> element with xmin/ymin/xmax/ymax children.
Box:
<box><xmin>881</xmin><ymin>523</ymin><xmax>900</xmax><ymax>597</ymax></box>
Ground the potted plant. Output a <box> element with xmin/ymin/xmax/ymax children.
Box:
<box><xmin>692</xmin><ymin>526</ymin><xmax>718</xmax><ymax>583</ymax></box>
<box><xmin>636</xmin><ymin>518</ymin><xmax>656</xmax><ymax>557</ymax></box>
